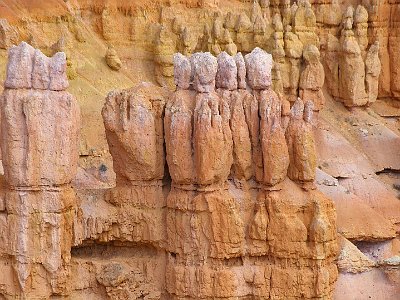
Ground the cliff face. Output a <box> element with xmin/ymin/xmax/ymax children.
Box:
<box><xmin>0</xmin><ymin>0</ymin><xmax>399</xmax><ymax>299</ymax></box>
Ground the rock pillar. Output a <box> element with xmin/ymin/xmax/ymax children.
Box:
<box><xmin>1</xmin><ymin>42</ymin><xmax>80</xmax><ymax>298</ymax></box>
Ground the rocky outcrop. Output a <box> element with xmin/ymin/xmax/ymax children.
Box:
<box><xmin>338</xmin><ymin>10</ymin><xmax>368</xmax><ymax>107</ymax></box>
<box><xmin>300</xmin><ymin>44</ymin><xmax>325</xmax><ymax>111</ymax></box>
<box><xmin>102</xmin><ymin>83</ymin><xmax>167</xmax><ymax>184</ymax></box>
<box><xmin>0</xmin><ymin>42</ymin><xmax>80</xmax><ymax>298</ymax></box>
<box><xmin>163</xmin><ymin>48</ymin><xmax>337</xmax><ymax>299</ymax></box>
<box><xmin>286</xmin><ymin>98</ymin><xmax>317</xmax><ymax>186</ymax></box>
<box><xmin>105</xmin><ymin>46</ymin><xmax>122</xmax><ymax>71</ymax></box>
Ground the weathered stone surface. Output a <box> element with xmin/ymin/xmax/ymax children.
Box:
<box><xmin>164</xmin><ymin>89</ymin><xmax>196</xmax><ymax>184</ymax></box>
<box><xmin>1</xmin><ymin>89</ymin><xmax>80</xmax><ymax>187</ymax></box>
<box><xmin>191</xmin><ymin>52</ymin><xmax>218</xmax><ymax>93</ymax></box>
<box><xmin>216</xmin><ymin>52</ymin><xmax>237</xmax><ymax>90</ymax></box>
<box><xmin>173</xmin><ymin>53</ymin><xmax>191</xmax><ymax>89</ymax></box>
<box><xmin>0</xmin><ymin>19</ymin><xmax>18</xmax><ymax>49</ymax></box>
<box><xmin>102</xmin><ymin>83</ymin><xmax>168</xmax><ymax>183</ymax></box>
<box><xmin>3</xmin><ymin>0</ymin><xmax>400</xmax><ymax>298</ymax></box>
<box><xmin>286</xmin><ymin>98</ymin><xmax>316</xmax><ymax>183</ymax></box>
<box><xmin>228</xmin><ymin>90</ymin><xmax>253</xmax><ymax>180</ymax></box>
<box><xmin>154</xmin><ymin>27</ymin><xmax>176</xmax><ymax>90</ymax></box>
<box><xmin>0</xmin><ymin>43</ymin><xmax>80</xmax><ymax>298</ymax></box>
<box><xmin>4</xmin><ymin>42</ymin><xmax>35</xmax><ymax>89</ymax></box>
<box><xmin>354</xmin><ymin>5</ymin><xmax>368</xmax><ymax>54</ymax></box>
<box><xmin>245</xmin><ymin>47</ymin><xmax>273</xmax><ymax>90</ymax></box>
<box><xmin>259</xmin><ymin>89</ymin><xmax>289</xmax><ymax>186</ymax></box>
<box><xmin>323</xmin><ymin>34</ymin><xmax>340</xmax><ymax>98</ymax></box>
<box><xmin>5</xmin><ymin>42</ymin><xmax>69</xmax><ymax>91</ymax></box>
<box><xmin>300</xmin><ymin>44</ymin><xmax>325</xmax><ymax>110</ymax></box>
<box><xmin>234</xmin><ymin>52</ymin><xmax>246</xmax><ymax>89</ymax></box>
<box><xmin>105</xmin><ymin>46</ymin><xmax>122</xmax><ymax>71</ymax></box>
<box><xmin>1</xmin><ymin>43</ymin><xmax>80</xmax><ymax>186</ymax></box>
<box><xmin>194</xmin><ymin>91</ymin><xmax>232</xmax><ymax>185</ymax></box>
<box><xmin>365</xmin><ymin>41</ymin><xmax>381</xmax><ymax>104</ymax></box>
<box><xmin>337</xmin><ymin>235</ymin><xmax>376</xmax><ymax>274</ymax></box>
<box><xmin>339</xmin><ymin>34</ymin><xmax>368</xmax><ymax>107</ymax></box>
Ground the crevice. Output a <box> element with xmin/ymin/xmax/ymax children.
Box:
<box><xmin>71</xmin><ymin>242</ymin><xmax>161</xmax><ymax>259</ymax></box>
<box><xmin>375</xmin><ymin>168</ymin><xmax>400</xmax><ymax>175</ymax></box>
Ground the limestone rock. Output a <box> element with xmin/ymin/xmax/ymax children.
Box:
<box><xmin>337</xmin><ymin>236</ymin><xmax>376</xmax><ymax>273</ymax></box>
<box><xmin>179</xmin><ymin>27</ymin><xmax>196</xmax><ymax>56</ymax></box>
<box><xmin>194</xmin><ymin>92</ymin><xmax>232</xmax><ymax>185</ymax></box>
<box><xmin>191</xmin><ymin>52</ymin><xmax>218</xmax><ymax>93</ymax></box>
<box><xmin>216</xmin><ymin>52</ymin><xmax>237</xmax><ymax>90</ymax></box>
<box><xmin>102</xmin><ymin>83</ymin><xmax>168</xmax><ymax>183</ymax></box>
<box><xmin>286</xmin><ymin>98</ymin><xmax>317</xmax><ymax>183</ymax></box>
<box><xmin>1</xmin><ymin>44</ymin><xmax>79</xmax><ymax>187</ymax></box>
<box><xmin>105</xmin><ymin>46</ymin><xmax>122</xmax><ymax>71</ymax></box>
<box><xmin>323</xmin><ymin>34</ymin><xmax>340</xmax><ymax>98</ymax></box>
<box><xmin>293</xmin><ymin>0</ymin><xmax>318</xmax><ymax>46</ymax></box>
<box><xmin>354</xmin><ymin>5</ymin><xmax>369</xmax><ymax>53</ymax></box>
<box><xmin>0</xmin><ymin>43</ymin><xmax>79</xmax><ymax>297</ymax></box>
<box><xmin>4</xmin><ymin>42</ymin><xmax>34</xmax><ymax>89</ymax></box>
<box><xmin>1</xmin><ymin>89</ymin><xmax>80</xmax><ymax>187</ymax></box>
<box><xmin>299</xmin><ymin>44</ymin><xmax>325</xmax><ymax>110</ymax></box>
<box><xmin>234</xmin><ymin>52</ymin><xmax>247</xmax><ymax>89</ymax></box>
<box><xmin>259</xmin><ymin>89</ymin><xmax>289</xmax><ymax>186</ymax></box>
<box><xmin>164</xmin><ymin>53</ymin><xmax>195</xmax><ymax>182</ymax></box>
<box><xmin>154</xmin><ymin>27</ymin><xmax>176</xmax><ymax>90</ymax></box>
<box><xmin>217</xmin><ymin>69</ymin><xmax>253</xmax><ymax>180</ymax></box>
<box><xmin>165</xmin><ymin>88</ymin><xmax>196</xmax><ymax>184</ymax></box>
<box><xmin>245</xmin><ymin>47</ymin><xmax>273</xmax><ymax>90</ymax></box>
<box><xmin>365</xmin><ymin>41</ymin><xmax>381</xmax><ymax>104</ymax></box>
<box><xmin>0</xmin><ymin>19</ymin><xmax>18</xmax><ymax>49</ymax></box>
<box><xmin>235</xmin><ymin>12</ymin><xmax>253</xmax><ymax>52</ymax></box>
<box><xmin>173</xmin><ymin>53</ymin><xmax>191</xmax><ymax>89</ymax></box>
<box><xmin>227</xmin><ymin>90</ymin><xmax>253</xmax><ymax>180</ymax></box>
<box><xmin>339</xmin><ymin>32</ymin><xmax>368</xmax><ymax>106</ymax></box>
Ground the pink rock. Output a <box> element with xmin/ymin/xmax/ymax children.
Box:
<box><xmin>4</xmin><ymin>42</ymin><xmax>35</xmax><ymax>89</ymax></box>
<box><xmin>1</xmin><ymin>89</ymin><xmax>80</xmax><ymax>187</ymax></box>
<box><xmin>216</xmin><ymin>52</ymin><xmax>237</xmax><ymax>90</ymax></box>
<box><xmin>4</xmin><ymin>42</ymin><xmax>69</xmax><ymax>91</ymax></box>
<box><xmin>234</xmin><ymin>53</ymin><xmax>247</xmax><ymax>89</ymax></box>
<box><xmin>285</xmin><ymin>98</ymin><xmax>317</xmax><ymax>183</ymax></box>
<box><xmin>244</xmin><ymin>47</ymin><xmax>273</xmax><ymax>90</ymax></box>
<box><xmin>217</xmin><ymin>89</ymin><xmax>253</xmax><ymax>180</ymax></box>
<box><xmin>173</xmin><ymin>53</ymin><xmax>191</xmax><ymax>90</ymax></box>
<box><xmin>32</xmin><ymin>49</ymin><xmax>50</xmax><ymax>90</ymax></box>
<box><xmin>191</xmin><ymin>52</ymin><xmax>218</xmax><ymax>93</ymax></box>
<box><xmin>49</xmin><ymin>52</ymin><xmax>69</xmax><ymax>91</ymax></box>
<box><xmin>102</xmin><ymin>83</ymin><xmax>168</xmax><ymax>183</ymax></box>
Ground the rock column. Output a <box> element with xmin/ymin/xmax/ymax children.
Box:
<box><xmin>300</xmin><ymin>45</ymin><xmax>325</xmax><ymax>111</ymax></box>
<box><xmin>102</xmin><ymin>82</ymin><xmax>168</xmax><ymax>247</ymax></box>
<box><xmin>165</xmin><ymin>52</ymin><xmax>246</xmax><ymax>298</ymax></box>
<box><xmin>1</xmin><ymin>42</ymin><xmax>80</xmax><ymax>298</ymax></box>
